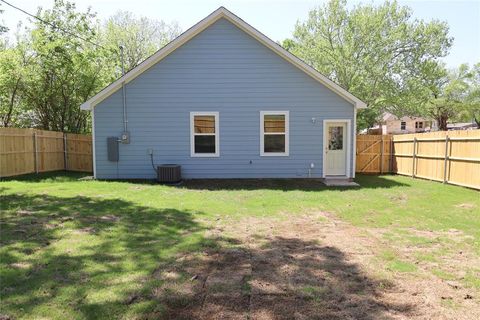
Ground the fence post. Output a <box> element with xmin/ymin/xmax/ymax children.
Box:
<box><xmin>390</xmin><ymin>137</ymin><xmax>394</xmax><ymax>173</ymax></box>
<box><xmin>412</xmin><ymin>137</ymin><xmax>417</xmax><ymax>178</ymax></box>
<box><xmin>63</xmin><ymin>133</ymin><xmax>68</xmax><ymax>171</ymax></box>
<box><xmin>380</xmin><ymin>135</ymin><xmax>384</xmax><ymax>173</ymax></box>
<box><xmin>443</xmin><ymin>135</ymin><xmax>449</xmax><ymax>183</ymax></box>
<box><xmin>33</xmin><ymin>131</ymin><xmax>38</xmax><ymax>174</ymax></box>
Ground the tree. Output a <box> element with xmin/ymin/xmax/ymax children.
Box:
<box><xmin>421</xmin><ymin>63</ymin><xmax>480</xmax><ymax>130</ymax></box>
<box><xmin>422</xmin><ymin>63</ymin><xmax>458</xmax><ymax>131</ymax></box>
<box><xmin>464</xmin><ymin>63</ymin><xmax>480</xmax><ymax>127</ymax></box>
<box><xmin>21</xmin><ymin>0</ymin><xmax>113</xmax><ymax>133</ymax></box>
<box><xmin>0</xmin><ymin>1</ymin><xmax>181</xmax><ymax>133</ymax></box>
<box><xmin>102</xmin><ymin>11</ymin><xmax>181</xmax><ymax>72</ymax></box>
<box><xmin>282</xmin><ymin>0</ymin><xmax>452</xmax><ymax>130</ymax></box>
<box><xmin>0</xmin><ymin>48</ymin><xmax>21</xmax><ymax>127</ymax></box>
<box><xmin>0</xmin><ymin>36</ymin><xmax>32</xmax><ymax>127</ymax></box>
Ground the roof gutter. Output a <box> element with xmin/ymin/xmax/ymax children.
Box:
<box><xmin>120</xmin><ymin>45</ymin><xmax>128</xmax><ymax>132</ymax></box>
<box><xmin>356</xmin><ymin>101</ymin><xmax>367</xmax><ymax>109</ymax></box>
<box><xmin>80</xmin><ymin>101</ymin><xmax>91</xmax><ymax>111</ymax></box>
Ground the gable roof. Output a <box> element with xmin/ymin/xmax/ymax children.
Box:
<box><xmin>81</xmin><ymin>7</ymin><xmax>367</xmax><ymax>110</ymax></box>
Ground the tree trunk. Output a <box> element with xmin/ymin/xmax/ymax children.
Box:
<box><xmin>3</xmin><ymin>80</ymin><xmax>20</xmax><ymax>127</ymax></box>
<box><xmin>474</xmin><ymin>117</ymin><xmax>480</xmax><ymax>128</ymax></box>
<box><xmin>437</xmin><ymin>114</ymin><xmax>449</xmax><ymax>131</ymax></box>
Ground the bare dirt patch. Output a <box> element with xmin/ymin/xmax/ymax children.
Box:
<box><xmin>139</xmin><ymin>212</ymin><xmax>479</xmax><ymax>319</ymax></box>
<box><xmin>455</xmin><ymin>203</ymin><xmax>476</xmax><ymax>209</ymax></box>
<box><xmin>98</xmin><ymin>214</ymin><xmax>120</xmax><ymax>222</ymax></box>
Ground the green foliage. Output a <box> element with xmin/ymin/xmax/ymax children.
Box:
<box><xmin>421</xmin><ymin>62</ymin><xmax>480</xmax><ymax>130</ymax></box>
<box><xmin>356</xmin><ymin>107</ymin><xmax>382</xmax><ymax>133</ymax></box>
<box><xmin>18</xmin><ymin>0</ymin><xmax>113</xmax><ymax>133</ymax></box>
<box><xmin>0</xmin><ymin>1</ymin><xmax>181</xmax><ymax>133</ymax></box>
<box><xmin>0</xmin><ymin>47</ymin><xmax>21</xmax><ymax>126</ymax></box>
<box><xmin>464</xmin><ymin>63</ymin><xmax>480</xmax><ymax>126</ymax></box>
<box><xmin>102</xmin><ymin>11</ymin><xmax>181</xmax><ymax>72</ymax></box>
<box><xmin>0</xmin><ymin>34</ymin><xmax>32</xmax><ymax>127</ymax></box>
<box><xmin>283</xmin><ymin>0</ymin><xmax>452</xmax><ymax>130</ymax></box>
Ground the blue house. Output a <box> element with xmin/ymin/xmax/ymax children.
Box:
<box><xmin>81</xmin><ymin>7</ymin><xmax>366</xmax><ymax>180</ymax></box>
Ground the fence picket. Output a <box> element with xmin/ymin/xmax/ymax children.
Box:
<box><xmin>357</xmin><ymin>130</ymin><xmax>480</xmax><ymax>189</ymax></box>
<box><xmin>34</xmin><ymin>132</ymin><xmax>38</xmax><ymax>174</ymax></box>
<box><xmin>1</xmin><ymin>128</ymin><xmax>479</xmax><ymax>189</ymax></box>
<box><xmin>0</xmin><ymin>128</ymin><xmax>92</xmax><ymax>177</ymax></box>
<box><xmin>412</xmin><ymin>137</ymin><xmax>417</xmax><ymax>178</ymax></box>
<box><xmin>443</xmin><ymin>136</ymin><xmax>449</xmax><ymax>183</ymax></box>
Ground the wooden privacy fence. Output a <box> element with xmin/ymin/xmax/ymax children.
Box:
<box><xmin>0</xmin><ymin>128</ymin><xmax>92</xmax><ymax>178</ymax></box>
<box><xmin>392</xmin><ymin>130</ymin><xmax>480</xmax><ymax>189</ymax></box>
<box><xmin>356</xmin><ymin>130</ymin><xmax>480</xmax><ymax>190</ymax></box>
<box><xmin>2</xmin><ymin>127</ymin><xmax>479</xmax><ymax>189</ymax></box>
<box><xmin>356</xmin><ymin>135</ymin><xmax>393</xmax><ymax>174</ymax></box>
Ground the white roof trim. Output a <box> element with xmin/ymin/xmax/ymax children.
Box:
<box><xmin>80</xmin><ymin>7</ymin><xmax>367</xmax><ymax>111</ymax></box>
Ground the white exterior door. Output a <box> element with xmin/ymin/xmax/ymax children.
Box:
<box><xmin>325</xmin><ymin>122</ymin><xmax>347</xmax><ymax>176</ymax></box>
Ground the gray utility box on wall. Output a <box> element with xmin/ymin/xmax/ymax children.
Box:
<box><xmin>157</xmin><ymin>164</ymin><xmax>181</xmax><ymax>183</ymax></box>
<box><xmin>107</xmin><ymin>137</ymin><xmax>119</xmax><ymax>162</ymax></box>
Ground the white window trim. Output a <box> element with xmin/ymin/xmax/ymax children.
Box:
<box><xmin>92</xmin><ymin>108</ymin><xmax>97</xmax><ymax>179</ymax></box>
<box><xmin>190</xmin><ymin>112</ymin><xmax>220</xmax><ymax>157</ymax></box>
<box><xmin>260</xmin><ymin>111</ymin><xmax>289</xmax><ymax>157</ymax></box>
<box><xmin>352</xmin><ymin>108</ymin><xmax>357</xmax><ymax>178</ymax></box>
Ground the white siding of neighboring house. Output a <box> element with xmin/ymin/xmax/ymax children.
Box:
<box><xmin>385</xmin><ymin>119</ymin><xmax>434</xmax><ymax>134</ymax></box>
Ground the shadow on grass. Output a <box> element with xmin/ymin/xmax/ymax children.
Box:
<box><xmin>1</xmin><ymin>172</ymin><xmax>413</xmax><ymax>318</ymax></box>
<box><xmin>130</xmin><ymin>236</ymin><xmax>413</xmax><ymax>319</ymax></box>
<box><xmin>0</xmin><ymin>187</ymin><xmax>414</xmax><ymax>319</ymax></box>
<box><xmin>0</xmin><ymin>171</ymin><xmax>91</xmax><ymax>183</ymax></box>
<box><xmin>1</xmin><ymin>171</ymin><xmax>410</xmax><ymax>191</ymax></box>
<box><xmin>0</xmin><ymin>191</ymin><xmax>204</xmax><ymax>319</ymax></box>
<box><xmin>181</xmin><ymin>175</ymin><xmax>410</xmax><ymax>191</ymax></box>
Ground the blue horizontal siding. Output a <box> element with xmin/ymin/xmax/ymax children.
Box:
<box><xmin>93</xmin><ymin>18</ymin><xmax>355</xmax><ymax>179</ymax></box>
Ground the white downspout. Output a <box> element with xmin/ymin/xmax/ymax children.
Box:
<box><xmin>120</xmin><ymin>45</ymin><xmax>128</xmax><ymax>133</ymax></box>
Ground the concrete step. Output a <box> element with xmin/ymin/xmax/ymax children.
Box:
<box><xmin>322</xmin><ymin>178</ymin><xmax>359</xmax><ymax>187</ymax></box>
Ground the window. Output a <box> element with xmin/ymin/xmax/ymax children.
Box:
<box><xmin>260</xmin><ymin>111</ymin><xmax>289</xmax><ymax>156</ymax></box>
<box><xmin>400</xmin><ymin>121</ymin><xmax>406</xmax><ymax>130</ymax></box>
<box><xmin>328</xmin><ymin>126</ymin><xmax>344</xmax><ymax>150</ymax></box>
<box><xmin>190</xmin><ymin>112</ymin><xmax>219</xmax><ymax>157</ymax></box>
<box><xmin>415</xmin><ymin>121</ymin><xmax>423</xmax><ymax>129</ymax></box>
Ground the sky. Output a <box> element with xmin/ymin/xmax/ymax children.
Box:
<box><xmin>1</xmin><ymin>0</ymin><xmax>479</xmax><ymax>68</ymax></box>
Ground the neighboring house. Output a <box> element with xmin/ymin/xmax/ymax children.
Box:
<box><xmin>379</xmin><ymin>112</ymin><xmax>436</xmax><ymax>134</ymax></box>
<box><xmin>81</xmin><ymin>7</ymin><xmax>366</xmax><ymax>180</ymax></box>
<box><xmin>447</xmin><ymin>122</ymin><xmax>478</xmax><ymax>131</ymax></box>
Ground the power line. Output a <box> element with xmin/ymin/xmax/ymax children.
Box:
<box><xmin>0</xmin><ymin>0</ymin><xmax>111</xmax><ymax>51</ymax></box>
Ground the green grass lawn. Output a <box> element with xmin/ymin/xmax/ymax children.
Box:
<box><xmin>1</xmin><ymin>172</ymin><xmax>479</xmax><ymax>319</ymax></box>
